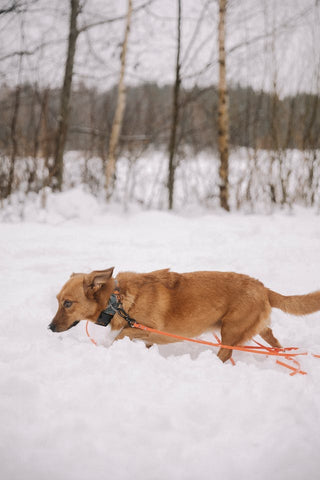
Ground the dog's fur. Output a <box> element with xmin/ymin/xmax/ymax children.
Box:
<box><xmin>49</xmin><ymin>267</ymin><xmax>320</xmax><ymax>362</ymax></box>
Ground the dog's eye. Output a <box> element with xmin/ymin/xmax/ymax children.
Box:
<box><xmin>63</xmin><ymin>300</ymin><xmax>73</xmax><ymax>309</ymax></box>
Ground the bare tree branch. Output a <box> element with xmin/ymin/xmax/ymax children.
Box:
<box><xmin>0</xmin><ymin>0</ymin><xmax>39</xmax><ymax>15</ymax></box>
<box><xmin>78</xmin><ymin>0</ymin><xmax>153</xmax><ymax>34</ymax></box>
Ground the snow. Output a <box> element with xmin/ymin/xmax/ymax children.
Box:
<box><xmin>1</xmin><ymin>190</ymin><xmax>320</xmax><ymax>480</ymax></box>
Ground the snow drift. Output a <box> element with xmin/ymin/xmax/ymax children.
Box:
<box><xmin>0</xmin><ymin>188</ymin><xmax>320</xmax><ymax>480</ymax></box>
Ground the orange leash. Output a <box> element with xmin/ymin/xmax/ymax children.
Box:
<box><xmin>252</xmin><ymin>339</ymin><xmax>307</xmax><ymax>376</ymax></box>
<box><xmin>85</xmin><ymin>321</ymin><xmax>97</xmax><ymax>346</ymax></box>
<box><xmin>85</xmin><ymin>320</ymin><xmax>318</xmax><ymax>375</ymax></box>
<box><xmin>214</xmin><ymin>335</ymin><xmax>304</xmax><ymax>374</ymax></box>
<box><xmin>132</xmin><ymin>322</ymin><xmax>307</xmax><ymax>358</ymax></box>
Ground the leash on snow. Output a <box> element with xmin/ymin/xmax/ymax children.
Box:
<box><xmin>85</xmin><ymin>316</ymin><xmax>320</xmax><ymax>376</ymax></box>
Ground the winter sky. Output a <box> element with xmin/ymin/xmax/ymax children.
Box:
<box><xmin>0</xmin><ymin>0</ymin><xmax>319</xmax><ymax>96</ymax></box>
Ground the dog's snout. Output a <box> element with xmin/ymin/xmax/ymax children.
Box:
<box><xmin>48</xmin><ymin>322</ymin><xmax>56</xmax><ymax>332</ymax></box>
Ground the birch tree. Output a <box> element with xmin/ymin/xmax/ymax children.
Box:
<box><xmin>217</xmin><ymin>0</ymin><xmax>230</xmax><ymax>211</ymax></box>
<box><xmin>105</xmin><ymin>0</ymin><xmax>133</xmax><ymax>199</ymax></box>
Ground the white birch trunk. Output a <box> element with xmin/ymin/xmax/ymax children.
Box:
<box><xmin>218</xmin><ymin>0</ymin><xmax>230</xmax><ymax>211</ymax></box>
<box><xmin>105</xmin><ymin>0</ymin><xmax>132</xmax><ymax>198</ymax></box>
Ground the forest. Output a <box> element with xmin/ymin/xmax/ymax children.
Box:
<box><xmin>0</xmin><ymin>0</ymin><xmax>319</xmax><ymax>210</ymax></box>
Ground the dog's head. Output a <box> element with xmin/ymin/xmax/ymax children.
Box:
<box><xmin>49</xmin><ymin>267</ymin><xmax>114</xmax><ymax>332</ymax></box>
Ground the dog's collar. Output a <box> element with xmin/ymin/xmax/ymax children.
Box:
<box><xmin>95</xmin><ymin>280</ymin><xmax>121</xmax><ymax>327</ymax></box>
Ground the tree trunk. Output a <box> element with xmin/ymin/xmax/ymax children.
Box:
<box><xmin>105</xmin><ymin>0</ymin><xmax>132</xmax><ymax>199</ymax></box>
<box><xmin>302</xmin><ymin>94</ymin><xmax>319</xmax><ymax>150</ymax></box>
<box><xmin>217</xmin><ymin>0</ymin><xmax>230</xmax><ymax>211</ymax></box>
<box><xmin>40</xmin><ymin>88</ymin><xmax>51</xmax><ymax>166</ymax></box>
<box><xmin>168</xmin><ymin>0</ymin><xmax>182</xmax><ymax>210</ymax></box>
<box><xmin>7</xmin><ymin>84</ymin><xmax>21</xmax><ymax>198</ymax></box>
<box><xmin>53</xmin><ymin>0</ymin><xmax>80</xmax><ymax>191</ymax></box>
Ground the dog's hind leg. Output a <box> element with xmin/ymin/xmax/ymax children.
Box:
<box><xmin>259</xmin><ymin>327</ymin><xmax>282</xmax><ymax>348</ymax></box>
<box><xmin>217</xmin><ymin>310</ymin><xmax>269</xmax><ymax>363</ymax></box>
<box><xmin>217</xmin><ymin>325</ymin><xmax>241</xmax><ymax>363</ymax></box>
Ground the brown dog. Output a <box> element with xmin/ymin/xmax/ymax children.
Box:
<box><xmin>49</xmin><ymin>267</ymin><xmax>320</xmax><ymax>362</ymax></box>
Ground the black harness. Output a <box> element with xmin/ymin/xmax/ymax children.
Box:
<box><xmin>95</xmin><ymin>293</ymin><xmax>119</xmax><ymax>327</ymax></box>
<box><xmin>95</xmin><ymin>284</ymin><xmax>136</xmax><ymax>328</ymax></box>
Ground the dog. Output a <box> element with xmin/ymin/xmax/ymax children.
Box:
<box><xmin>49</xmin><ymin>267</ymin><xmax>320</xmax><ymax>362</ymax></box>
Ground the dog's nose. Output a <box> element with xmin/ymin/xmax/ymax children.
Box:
<box><xmin>48</xmin><ymin>322</ymin><xmax>56</xmax><ymax>332</ymax></box>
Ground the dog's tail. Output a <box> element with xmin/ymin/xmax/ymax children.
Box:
<box><xmin>268</xmin><ymin>288</ymin><xmax>320</xmax><ymax>316</ymax></box>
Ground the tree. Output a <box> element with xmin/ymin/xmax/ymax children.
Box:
<box><xmin>53</xmin><ymin>0</ymin><xmax>81</xmax><ymax>191</ymax></box>
<box><xmin>167</xmin><ymin>0</ymin><xmax>182</xmax><ymax>210</ymax></box>
<box><xmin>7</xmin><ymin>83</ymin><xmax>21</xmax><ymax>197</ymax></box>
<box><xmin>105</xmin><ymin>0</ymin><xmax>133</xmax><ymax>199</ymax></box>
<box><xmin>217</xmin><ymin>0</ymin><xmax>230</xmax><ymax>211</ymax></box>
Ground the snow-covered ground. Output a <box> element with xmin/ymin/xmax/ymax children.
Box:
<box><xmin>1</xmin><ymin>189</ymin><xmax>320</xmax><ymax>480</ymax></box>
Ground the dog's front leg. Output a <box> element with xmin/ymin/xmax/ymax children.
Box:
<box><xmin>102</xmin><ymin>324</ymin><xmax>124</xmax><ymax>347</ymax></box>
<box><xmin>114</xmin><ymin>327</ymin><xmax>153</xmax><ymax>346</ymax></box>
<box><xmin>103</xmin><ymin>315</ymin><xmax>126</xmax><ymax>347</ymax></box>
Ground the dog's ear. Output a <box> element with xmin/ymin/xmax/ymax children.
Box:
<box><xmin>83</xmin><ymin>267</ymin><xmax>114</xmax><ymax>298</ymax></box>
<box><xmin>70</xmin><ymin>272</ymin><xmax>81</xmax><ymax>278</ymax></box>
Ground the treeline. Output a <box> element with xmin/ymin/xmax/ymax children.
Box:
<box><xmin>1</xmin><ymin>81</ymin><xmax>319</xmax><ymax>162</ymax></box>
